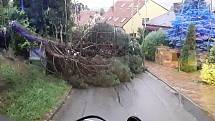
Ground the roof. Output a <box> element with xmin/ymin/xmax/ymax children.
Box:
<box><xmin>146</xmin><ymin>11</ymin><xmax>175</xmax><ymax>28</ymax></box>
<box><xmin>102</xmin><ymin>0</ymin><xmax>145</xmax><ymax>27</ymax></box>
<box><xmin>75</xmin><ymin>10</ymin><xmax>97</xmax><ymax>26</ymax></box>
<box><xmin>153</xmin><ymin>0</ymin><xmax>182</xmax><ymax>10</ymax></box>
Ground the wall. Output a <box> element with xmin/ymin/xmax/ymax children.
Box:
<box><xmin>123</xmin><ymin>0</ymin><xmax>168</xmax><ymax>35</ymax></box>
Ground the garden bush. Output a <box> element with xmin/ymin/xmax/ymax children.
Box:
<box><xmin>200</xmin><ymin>63</ymin><xmax>215</xmax><ymax>85</ymax></box>
<box><xmin>180</xmin><ymin>24</ymin><xmax>197</xmax><ymax>72</ymax></box>
<box><xmin>141</xmin><ymin>29</ymin><xmax>168</xmax><ymax>61</ymax></box>
<box><xmin>200</xmin><ymin>46</ymin><xmax>215</xmax><ymax>85</ymax></box>
<box><xmin>208</xmin><ymin>46</ymin><xmax>215</xmax><ymax>63</ymax></box>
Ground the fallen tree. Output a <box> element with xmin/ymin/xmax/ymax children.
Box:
<box><xmin>9</xmin><ymin>21</ymin><xmax>144</xmax><ymax>87</ymax></box>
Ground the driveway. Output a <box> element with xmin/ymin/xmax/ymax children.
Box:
<box><xmin>52</xmin><ymin>73</ymin><xmax>210</xmax><ymax>121</ymax></box>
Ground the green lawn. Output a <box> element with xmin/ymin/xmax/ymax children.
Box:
<box><xmin>0</xmin><ymin>64</ymin><xmax>69</xmax><ymax>121</ymax></box>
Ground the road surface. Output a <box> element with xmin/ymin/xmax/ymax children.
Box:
<box><xmin>53</xmin><ymin>73</ymin><xmax>208</xmax><ymax>121</ymax></box>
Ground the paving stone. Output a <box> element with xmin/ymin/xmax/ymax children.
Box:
<box><xmin>146</xmin><ymin>61</ymin><xmax>215</xmax><ymax>117</ymax></box>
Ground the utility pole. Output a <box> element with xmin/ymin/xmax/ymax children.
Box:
<box><xmin>142</xmin><ymin>0</ymin><xmax>147</xmax><ymax>67</ymax></box>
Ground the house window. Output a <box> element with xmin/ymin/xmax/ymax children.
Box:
<box><xmin>101</xmin><ymin>17</ymin><xmax>105</xmax><ymax>20</ymax></box>
<box><xmin>142</xmin><ymin>18</ymin><xmax>149</xmax><ymax>24</ymax></box>
<box><xmin>129</xmin><ymin>3</ymin><xmax>134</xmax><ymax>8</ymax></box>
<box><xmin>114</xmin><ymin>17</ymin><xmax>119</xmax><ymax>22</ymax></box>
<box><xmin>130</xmin><ymin>33</ymin><xmax>137</xmax><ymax>37</ymax></box>
<box><xmin>107</xmin><ymin>17</ymin><xmax>112</xmax><ymax>21</ymax></box>
<box><xmin>121</xmin><ymin>3</ymin><xmax>126</xmax><ymax>7</ymax></box>
<box><xmin>120</xmin><ymin>18</ymin><xmax>126</xmax><ymax>23</ymax></box>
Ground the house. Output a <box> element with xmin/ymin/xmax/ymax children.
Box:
<box><xmin>102</xmin><ymin>0</ymin><xmax>169</xmax><ymax>37</ymax></box>
<box><xmin>146</xmin><ymin>1</ymin><xmax>215</xmax><ymax>31</ymax></box>
<box><xmin>145</xmin><ymin>3</ymin><xmax>180</xmax><ymax>31</ymax></box>
<box><xmin>75</xmin><ymin>10</ymin><xmax>101</xmax><ymax>26</ymax></box>
<box><xmin>146</xmin><ymin>11</ymin><xmax>175</xmax><ymax>31</ymax></box>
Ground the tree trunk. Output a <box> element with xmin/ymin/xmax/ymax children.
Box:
<box><xmin>54</xmin><ymin>24</ymin><xmax>58</xmax><ymax>40</ymax></box>
<box><xmin>60</xmin><ymin>24</ymin><xmax>63</xmax><ymax>43</ymax></box>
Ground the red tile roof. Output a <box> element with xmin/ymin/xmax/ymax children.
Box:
<box><xmin>102</xmin><ymin>0</ymin><xmax>145</xmax><ymax>27</ymax></box>
<box><xmin>75</xmin><ymin>10</ymin><xmax>97</xmax><ymax>26</ymax></box>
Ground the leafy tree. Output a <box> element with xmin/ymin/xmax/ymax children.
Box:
<box><xmin>180</xmin><ymin>24</ymin><xmax>197</xmax><ymax>72</ymax></box>
<box><xmin>0</xmin><ymin>0</ymin><xmax>10</xmax><ymax>7</ymax></box>
<box><xmin>168</xmin><ymin>0</ymin><xmax>215</xmax><ymax>51</ymax></box>
<box><xmin>13</xmin><ymin>0</ymin><xmax>74</xmax><ymax>43</ymax></box>
<box><xmin>85</xmin><ymin>23</ymin><xmax>129</xmax><ymax>50</ymax></box>
<box><xmin>137</xmin><ymin>27</ymin><xmax>149</xmax><ymax>45</ymax></box>
<box><xmin>100</xmin><ymin>8</ymin><xmax>105</xmax><ymax>16</ymax></box>
<box><xmin>142</xmin><ymin>29</ymin><xmax>168</xmax><ymax>61</ymax></box>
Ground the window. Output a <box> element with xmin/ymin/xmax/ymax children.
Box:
<box><xmin>101</xmin><ymin>17</ymin><xmax>105</xmax><ymax>20</ymax></box>
<box><xmin>120</xmin><ymin>18</ymin><xmax>126</xmax><ymax>23</ymax></box>
<box><xmin>130</xmin><ymin>33</ymin><xmax>137</xmax><ymax>37</ymax></box>
<box><xmin>107</xmin><ymin>17</ymin><xmax>112</xmax><ymax>21</ymax></box>
<box><xmin>114</xmin><ymin>17</ymin><xmax>119</xmax><ymax>22</ymax></box>
<box><xmin>121</xmin><ymin>3</ymin><xmax>126</xmax><ymax>7</ymax></box>
<box><xmin>129</xmin><ymin>3</ymin><xmax>134</xmax><ymax>8</ymax></box>
<box><xmin>142</xmin><ymin>18</ymin><xmax>149</xmax><ymax>24</ymax></box>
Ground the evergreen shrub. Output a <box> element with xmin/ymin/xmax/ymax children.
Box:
<box><xmin>180</xmin><ymin>24</ymin><xmax>197</xmax><ymax>72</ymax></box>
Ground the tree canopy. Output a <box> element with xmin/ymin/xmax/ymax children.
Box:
<box><xmin>13</xmin><ymin>0</ymin><xmax>74</xmax><ymax>43</ymax></box>
<box><xmin>168</xmin><ymin>0</ymin><xmax>215</xmax><ymax>51</ymax></box>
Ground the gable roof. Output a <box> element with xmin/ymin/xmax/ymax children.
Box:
<box><xmin>102</xmin><ymin>0</ymin><xmax>145</xmax><ymax>27</ymax></box>
<box><xmin>75</xmin><ymin>10</ymin><xmax>97</xmax><ymax>26</ymax></box>
<box><xmin>146</xmin><ymin>11</ymin><xmax>175</xmax><ymax>28</ymax></box>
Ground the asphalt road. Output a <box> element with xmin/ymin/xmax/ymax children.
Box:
<box><xmin>53</xmin><ymin>73</ymin><xmax>202</xmax><ymax>121</ymax></box>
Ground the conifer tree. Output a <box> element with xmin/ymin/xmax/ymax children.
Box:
<box><xmin>180</xmin><ymin>24</ymin><xmax>197</xmax><ymax>72</ymax></box>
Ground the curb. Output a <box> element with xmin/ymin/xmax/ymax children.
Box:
<box><xmin>146</xmin><ymin>70</ymin><xmax>215</xmax><ymax>121</ymax></box>
<box><xmin>44</xmin><ymin>86</ymin><xmax>73</xmax><ymax>121</ymax></box>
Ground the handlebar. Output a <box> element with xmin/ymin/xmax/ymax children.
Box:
<box><xmin>76</xmin><ymin>115</ymin><xmax>106</xmax><ymax>121</ymax></box>
<box><xmin>76</xmin><ymin>115</ymin><xmax>141</xmax><ymax>121</ymax></box>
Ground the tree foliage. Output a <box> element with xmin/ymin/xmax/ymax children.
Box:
<box><xmin>13</xmin><ymin>0</ymin><xmax>74</xmax><ymax>42</ymax></box>
<box><xmin>0</xmin><ymin>0</ymin><xmax>10</xmax><ymax>7</ymax></box>
<box><xmin>201</xmin><ymin>46</ymin><xmax>215</xmax><ymax>85</ymax></box>
<box><xmin>86</xmin><ymin>23</ymin><xmax>129</xmax><ymax>45</ymax></box>
<box><xmin>142</xmin><ymin>29</ymin><xmax>168</xmax><ymax>61</ymax></box>
<box><xmin>180</xmin><ymin>24</ymin><xmax>197</xmax><ymax>72</ymax></box>
<box><xmin>208</xmin><ymin>46</ymin><xmax>215</xmax><ymax>63</ymax></box>
<box><xmin>168</xmin><ymin>0</ymin><xmax>215</xmax><ymax>51</ymax></box>
<box><xmin>201</xmin><ymin>63</ymin><xmax>215</xmax><ymax>85</ymax></box>
<box><xmin>137</xmin><ymin>27</ymin><xmax>149</xmax><ymax>45</ymax></box>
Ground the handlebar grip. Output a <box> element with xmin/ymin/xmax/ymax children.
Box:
<box><xmin>76</xmin><ymin>115</ymin><xmax>106</xmax><ymax>121</ymax></box>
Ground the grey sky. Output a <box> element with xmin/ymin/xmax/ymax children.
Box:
<box><xmin>77</xmin><ymin>0</ymin><xmax>214</xmax><ymax>10</ymax></box>
<box><xmin>77</xmin><ymin>0</ymin><xmax>183</xmax><ymax>10</ymax></box>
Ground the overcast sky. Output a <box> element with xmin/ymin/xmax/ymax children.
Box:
<box><xmin>77</xmin><ymin>0</ymin><xmax>183</xmax><ymax>10</ymax></box>
<box><xmin>77</xmin><ymin>0</ymin><xmax>214</xmax><ymax>10</ymax></box>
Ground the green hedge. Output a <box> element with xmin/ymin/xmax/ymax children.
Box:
<box><xmin>141</xmin><ymin>30</ymin><xmax>168</xmax><ymax>61</ymax></box>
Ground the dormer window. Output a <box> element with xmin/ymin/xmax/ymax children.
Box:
<box><xmin>114</xmin><ymin>17</ymin><xmax>119</xmax><ymax>22</ymax></box>
<box><xmin>107</xmin><ymin>17</ymin><xmax>112</xmax><ymax>21</ymax></box>
<box><xmin>121</xmin><ymin>18</ymin><xmax>126</xmax><ymax>23</ymax></box>
<box><xmin>129</xmin><ymin>3</ymin><xmax>134</xmax><ymax>8</ymax></box>
<box><xmin>121</xmin><ymin>3</ymin><xmax>126</xmax><ymax>7</ymax></box>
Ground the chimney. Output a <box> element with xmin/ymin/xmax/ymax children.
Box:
<box><xmin>173</xmin><ymin>3</ymin><xmax>182</xmax><ymax>13</ymax></box>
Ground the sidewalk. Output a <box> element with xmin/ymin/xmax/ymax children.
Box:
<box><xmin>145</xmin><ymin>61</ymin><xmax>215</xmax><ymax>118</ymax></box>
